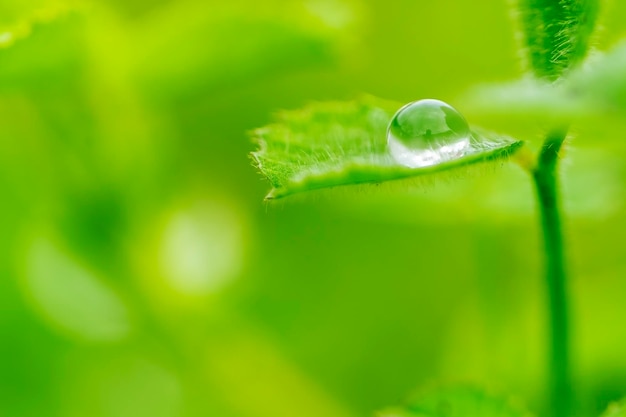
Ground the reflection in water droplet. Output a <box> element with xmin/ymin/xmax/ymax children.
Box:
<box><xmin>387</xmin><ymin>99</ymin><xmax>471</xmax><ymax>168</ymax></box>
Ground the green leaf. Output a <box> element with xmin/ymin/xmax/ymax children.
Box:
<box><xmin>378</xmin><ymin>386</ymin><xmax>532</xmax><ymax>417</ymax></box>
<box><xmin>251</xmin><ymin>97</ymin><xmax>524</xmax><ymax>200</ymax></box>
<box><xmin>0</xmin><ymin>1</ymin><xmax>72</xmax><ymax>49</ymax></box>
<box><xmin>517</xmin><ymin>0</ymin><xmax>600</xmax><ymax>80</ymax></box>
<box><xmin>466</xmin><ymin>41</ymin><xmax>626</xmax><ymax>122</ymax></box>
<box><xmin>130</xmin><ymin>2</ymin><xmax>338</xmax><ymax>99</ymax></box>
<box><xmin>566</xmin><ymin>41</ymin><xmax>626</xmax><ymax>109</ymax></box>
<box><xmin>601</xmin><ymin>400</ymin><xmax>626</xmax><ymax>417</ymax></box>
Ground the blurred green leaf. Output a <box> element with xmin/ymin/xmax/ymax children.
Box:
<box><xmin>567</xmin><ymin>42</ymin><xmax>626</xmax><ymax>109</ymax></box>
<box><xmin>251</xmin><ymin>97</ymin><xmax>523</xmax><ymax>200</ymax></box>
<box><xmin>379</xmin><ymin>386</ymin><xmax>532</xmax><ymax>417</ymax></box>
<box><xmin>22</xmin><ymin>237</ymin><xmax>131</xmax><ymax>342</ymax></box>
<box><xmin>465</xmin><ymin>78</ymin><xmax>577</xmax><ymax>119</ymax></box>
<box><xmin>0</xmin><ymin>1</ymin><xmax>75</xmax><ymax>49</ymax></box>
<box><xmin>601</xmin><ymin>400</ymin><xmax>626</xmax><ymax>417</ymax></box>
<box><xmin>466</xmin><ymin>40</ymin><xmax>626</xmax><ymax>123</ymax></box>
<box><xmin>129</xmin><ymin>2</ymin><xmax>339</xmax><ymax>100</ymax></box>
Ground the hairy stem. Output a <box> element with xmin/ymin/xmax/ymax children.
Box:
<box><xmin>517</xmin><ymin>0</ymin><xmax>600</xmax><ymax>80</ymax></box>
<box><xmin>531</xmin><ymin>127</ymin><xmax>571</xmax><ymax>417</ymax></box>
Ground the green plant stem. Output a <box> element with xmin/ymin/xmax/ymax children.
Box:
<box><xmin>531</xmin><ymin>127</ymin><xmax>571</xmax><ymax>417</ymax></box>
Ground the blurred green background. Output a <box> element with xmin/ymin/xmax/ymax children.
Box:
<box><xmin>1</xmin><ymin>1</ymin><xmax>626</xmax><ymax>416</ymax></box>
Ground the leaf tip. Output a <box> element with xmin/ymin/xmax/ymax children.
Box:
<box><xmin>264</xmin><ymin>190</ymin><xmax>277</xmax><ymax>200</ymax></box>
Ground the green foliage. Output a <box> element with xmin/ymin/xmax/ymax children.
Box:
<box><xmin>4</xmin><ymin>0</ymin><xmax>626</xmax><ymax>417</ymax></box>
<box><xmin>251</xmin><ymin>0</ymin><xmax>607</xmax><ymax>202</ymax></box>
<box><xmin>251</xmin><ymin>97</ymin><xmax>523</xmax><ymax>200</ymax></box>
<box><xmin>130</xmin><ymin>3</ymin><xmax>337</xmax><ymax>100</ymax></box>
<box><xmin>379</xmin><ymin>386</ymin><xmax>531</xmax><ymax>417</ymax></box>
<box><xmin>468</xmin><ymin>41</ymin><xmax>626</xmax><ymax>124</ymax></box>
<box><xmin>516</xmin><ymin>0</ymin><xmax>601</xmax><ymax>80</ymax></box>
<box><xmin>248</xmin><ymin>1</ymin><xmax>617</xmax><ymax>417</ymax></box>
<box><xmin>568</xmin><ymin>42</ymin><xmax>626</xmax><ymax>109</ymax></box>
<box><xmin>0</xmin><ymin>1</ymin><xmax>73</xmax><ymax>49</ymax></box>
<box><xmin>601</xmin><ymin>401</ymin><xmax>626</xmax><ymax>417</ymax></box>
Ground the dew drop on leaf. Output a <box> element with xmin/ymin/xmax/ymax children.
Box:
<box><xmin>387</xmin><ymin>99</ymin><xmax>471</xmax><ymax>168</ymax></box>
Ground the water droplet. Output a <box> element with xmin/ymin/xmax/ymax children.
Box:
<box><xmin>387</xmin><ymin>99</ymin><xmax>471</xmax><ymax>168</ymax></box>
